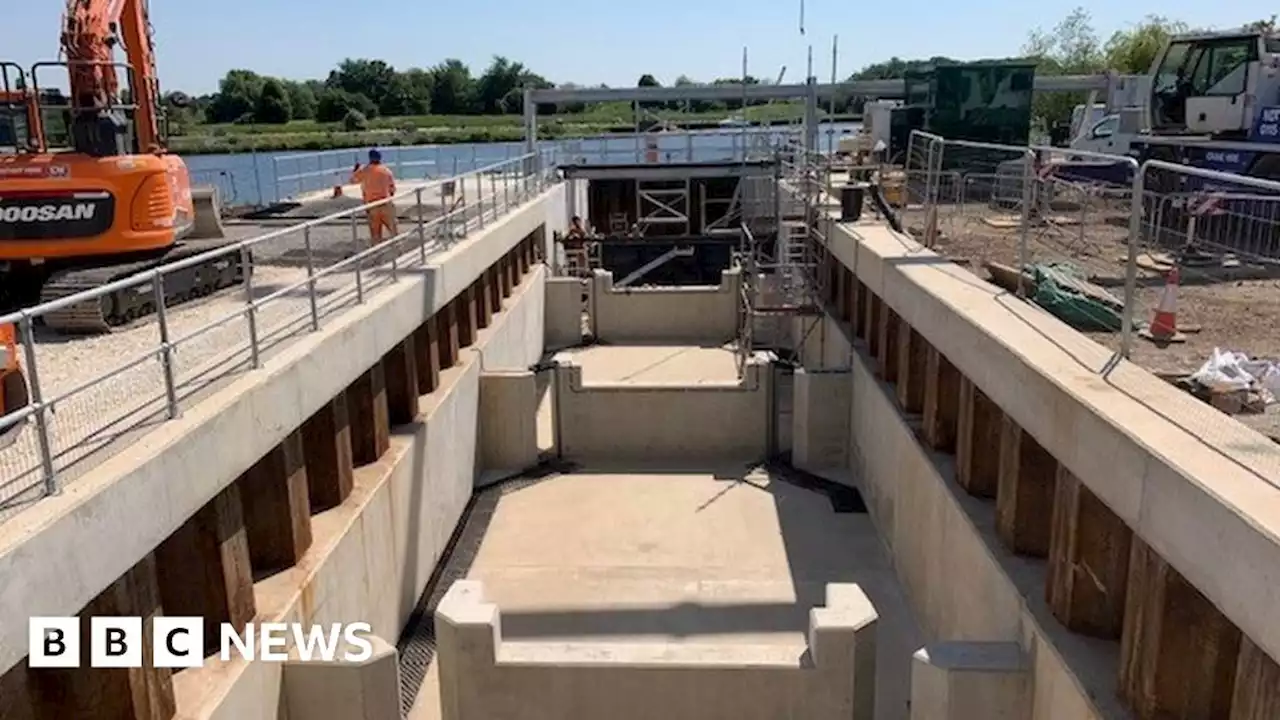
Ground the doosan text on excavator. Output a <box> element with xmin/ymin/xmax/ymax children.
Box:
<box><xmin>0</xmin><ymin>0</ymin><xmax>243</xmax><ymax>333</ymax></box>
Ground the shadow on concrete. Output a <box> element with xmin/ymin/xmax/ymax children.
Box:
<box><xmin>499</xmin><ymin>600</ymin><xmax>816</xmax><ymax>640</ymax></box>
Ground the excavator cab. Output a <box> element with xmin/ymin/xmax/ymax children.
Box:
<box><xmin>1148</xmin><ymin>30</ymin><xmax>1277</xmax><ymax>138</ymax></box>
<box><xmin>0</xmin><ymin>63</ymin><xmax>41</xmax><ymax>154</ymax></box>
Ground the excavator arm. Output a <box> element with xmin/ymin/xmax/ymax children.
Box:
<box><xmin>59</xmin><ymin>0</ymin><xmax>162</xmax><ymax>155</ymax></box>
<box><xmin>0</xmin><ymin>0</ymin><xmax>234</xmax><ymax>335</ymax></box>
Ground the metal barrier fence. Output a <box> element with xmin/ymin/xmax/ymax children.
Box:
<box><xmin>0</xmin><ymin>150</ymin><xmax>557</xmax><ymax>521</ymax></box>
<box><xmin>899</xmin><ymin>130</ymin><xmax>1141</xmax><ymax>322</ymax></box>
<box><xmin>890</xmin><ymin>131</ymin><xmax>1280</xmax><ymax>414</ymax></box>
<box><xmin>1121</xmin><ymin>162</ymin><xmax>1280</xmax><ymax>369</ymax></box>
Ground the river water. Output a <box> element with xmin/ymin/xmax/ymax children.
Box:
<box><xmin>183</xmin><ymin>122</ymin><xmax>861</xmax><ymax>208</ymax></box>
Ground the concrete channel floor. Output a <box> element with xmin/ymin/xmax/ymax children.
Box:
<box><xmin>405</xmin><ymin>470</ymin><xmax>925</xmax><ymax>720</ymax></box>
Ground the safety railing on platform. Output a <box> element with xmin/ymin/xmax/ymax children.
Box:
<box><xmin>0</xmin><ymin>150</ymin><xmax>558</xmax><ymax>521</ymax></box>
<box><xmin>271</xmin><ymin>144</ymin><xmax>528</xmax><ymax>202</ymax></box>
<box><xmin>555</xmin><ymin>127</ymin><xmax>799</xmax><ymax>166</ymax></box>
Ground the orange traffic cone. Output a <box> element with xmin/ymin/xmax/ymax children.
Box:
<box><xmin>1141</xmin><ymin>266</ymin><xmax>1186</xmax><ymax>344</ymax></box>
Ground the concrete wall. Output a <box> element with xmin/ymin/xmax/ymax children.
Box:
<box><xmin>190</xmin><ymin>266</ymin><xmax>549</xmax><ymax>718</ymax></box>
<box><xmin>435</xmin><ymin>579</ymin><xmax>880</xmax><ymax>720</ymax></box>
<box><xmin>791</xmin><ymin>368</ymin><xmax>850</xmax><ymax>476</ymax></box>
<box><xmin>554</xmin><ymin>357</ymin><xmax>771</xmax><ymax>465</ymax></box>
<box><xmin>824</xmin><ymin>217</ymin><xmax>1280</xmax><ymax>675</ymax></box>
<box><xmin>0</xmin><ymin>184</ymin><xmax>563</xmax><ymax>683</ymax></box>
<box><xmin>545</xmin><ymin>277</ymin><xmax>584</xmax><ymax>350</ymax></box>
<box><xmin>478</xmin><ymin>371</ymin><xmax>541</xmax><ymax>480</ymax></box>
<box><xmin>589</xmin><ymin>269</ymin><xmax>742</xmax><ymax>344</ymax></box>
<box><xmin>843</xmin><ymin>329</ymin><xmax>1103</xmax><ymax>719</ymax></box>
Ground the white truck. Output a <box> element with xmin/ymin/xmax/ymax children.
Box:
<box><xmin>1069</xmin><ymin>29</ymin><xmax>1280</xmax><ymax>182</ymax></box>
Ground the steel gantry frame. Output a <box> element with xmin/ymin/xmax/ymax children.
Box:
<box><xmin>521</xmin><ymin>73</ymin><xmax>1115</xmax><ymax>156</ymax></box>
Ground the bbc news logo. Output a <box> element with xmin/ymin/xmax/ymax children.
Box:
<box><xmin>29</xmin><ymin>617</ymin><xmax>374</xmax><ymax>668</ymax></box>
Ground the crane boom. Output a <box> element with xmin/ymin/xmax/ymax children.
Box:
<box><xmin>60</xmin><ymin>0</ymin><xmax>162</xmax><ymax>153</ymax></box>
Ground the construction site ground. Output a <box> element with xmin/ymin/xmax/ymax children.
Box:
<box><xmin>899</xmin><ymin>200</ymin><xmax>1280</xmax><ymax>441</ymax></box>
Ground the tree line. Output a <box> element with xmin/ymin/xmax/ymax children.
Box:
<box><xmin>173</xmin><ymin>9</ymin><xmax>1276</xmax><ymax>129</ymax></box>
<box><xmin>174</xmin><ymin>56</ymin><xmax>555</xmax><ymax>128</ymax></box>
<box><xmin>175</xmin><ymin>58</ymin><xmax>785</xmax><ymax>130</ymax></box>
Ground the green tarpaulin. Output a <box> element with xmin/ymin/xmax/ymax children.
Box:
<box><xmin>1029</xmin><ymin>262</ymin><xmax>1123</xmax><ymax>332</ymax></box>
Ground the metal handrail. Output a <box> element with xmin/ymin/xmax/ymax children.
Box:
<box><xmin>0</xmin><ymin>148</ymin><xmax>559</xmax><ymax>511</ymax></box>
<box><xmin>0</xmin><ymin>153</ymin><xmax>537</xmax><ymax>328</ymax></box>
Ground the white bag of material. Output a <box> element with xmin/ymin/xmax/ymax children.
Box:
<box><xmin>1190</xmin><ymin>347</ymin><xmax>1259</xmax><ymax>394</ymax></box>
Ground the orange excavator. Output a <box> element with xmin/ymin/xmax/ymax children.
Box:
<box><xmin>0</xmin><ymin>0</ymin><xmax>244</xmax><ymax>333</ymax></box>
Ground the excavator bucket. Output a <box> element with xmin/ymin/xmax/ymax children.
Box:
<box><xmin>189</xmin><ymin>185</ymin><xmax>227</xmax><ymax>240</ymax></box>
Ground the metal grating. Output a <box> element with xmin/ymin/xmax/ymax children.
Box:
<box><xmin>395</xmin><ymin>461</ymin><xmax>575</xmax><ymax>716</ymax></box>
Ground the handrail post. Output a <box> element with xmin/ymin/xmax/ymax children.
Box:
<box><xmin>352</xmin><ymin>213</ymin><xmax>365</xmax><ymax>303</ymax></box>
<box><xmin>388</xmin><ymin>203</ymin><xmax>399</xmax><ymax>283</ymax></box>
<box><xmin>490</xmin><ymin>172</ymin><xmax>498</xmax><ymax>222</ymax></box>
<box><xmin>440</xmin><ymin>187</ymin><xmax>449</xmax><ymax>246</ymax></box>
<box><xmin>20</xmin><ymin>314</ymin><xmax>56</xmax><ymax>495</ymax></box>
<box><xmin>1017</xmin><ymin>148</ymin><xmax>1034</xmax><ymax>298</ymax></box>
<box><xmin>1120</xmin><ymin>162</ymin><xmax>1147</xmax><ymax>360</ymax></box>
<box><xmin>304</xmin><ymin>226</ymin><xmax>319</xmax><ymax>331</ymax></box>
<box><xmin>153</xmin><ymin>271</ymin><xmax>179</xmax><ymax>419</ymax></box>
<box><xmin>271</xmin><ymin>156</ymin><xmax>282</xmax><ymax>204</ymax></box>
<box><xmin>416</xmin><ymin>188</ymin><xmax>427</xmax><ymax>266</ymax></box>
<box><xmin>477</xmin><ymin>173</ymin><xmax>486</xmax><ymax>229</ymax></box>
<box><xmin>242</xmin><ymin>246</ymin><xmax>260</xmax><ymax>368</ymax></box>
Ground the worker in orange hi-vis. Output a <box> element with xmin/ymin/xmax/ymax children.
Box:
<box><xmin>349</xmin><ymin>149</ymin><xmax>398</xmax><ymax>245</ymax></box>
<box><xmin>0</xmin><ymin>322</ymin><xmax>22</xmax><ymax>418</ymax></box>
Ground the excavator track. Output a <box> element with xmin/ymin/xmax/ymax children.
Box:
<box><xmin>38</xmin><ymin>239</ymin><xmax>251</xmax><ymax>334</ymax></box>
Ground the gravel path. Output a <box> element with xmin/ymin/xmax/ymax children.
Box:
<box><xmin>0</xmin><ymin>180</ymin><xmax>523</xmax><ymax>520</ymax></box>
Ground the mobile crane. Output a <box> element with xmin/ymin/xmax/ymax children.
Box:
<box><xmin>1071</xmin><ymin>28</ymin><xmax>1280</xmax><ymax>181</ymax></box>
<box><xmin>0</xmin><ymin>0</ymin><xmax>244</xmax><ymax>333</ymax></box>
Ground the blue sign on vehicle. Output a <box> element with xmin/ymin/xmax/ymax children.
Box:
<box><xmin>1199</xmin><ymin>149</ymin><xmax>1255</xmax><ymax>174</ymax></box>
<box><xmin>1251</xmin><ymin>106</ymin><xmax>1280</xmax><ymax>143</ymax></box>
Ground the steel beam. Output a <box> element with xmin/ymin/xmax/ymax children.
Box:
<box><xmin>528</xmin><ymin>74</ymin><xmax>1111</xmax><ymax>105</ymax></box>
<box><xmin>559</xmin><ymin>161</ymin><xmax>775</xmax><ymax>181</ymax></box>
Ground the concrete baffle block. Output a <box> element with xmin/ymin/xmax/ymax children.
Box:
<box><xmin>282</xmin><ymin>634</ymin><xmax>401</xmax><ymax>720</ymax></box>
<box><xmin>809</xmin><ymin>583</ymin><xmax>880</xmax><ymax>720</ymax></box>
<box><xmin>545</xmin><ymin>277</ymin><xmax>585</xmax><ymax>350</ymax></box>
<box><xmin>792</xmin><ymin>369</ymin><xmax>851</xmax><ymax>474</ymax></box>
<box><xmin>436</xmin><ymin>580</ymin><xmax>879</xmax><ymax>720</ymax></box>
<box><xmin>478</xmin><ymin>371</ymin><xmax>540</xmax><ymax>481</ymax></box>
<box><xmin>435</xmin><ymin>581</ymin><xmax>501</xmax><ymax>720</ymax></box>
<box><xmin>909</xmin><ymin>642</ymin><xmax>1028</xmax><ymax>720</ymax></box>
<box><xmin>590</xmin><ymin>268</ymin><xmax>742</xmax><ymax>344</ymax></box>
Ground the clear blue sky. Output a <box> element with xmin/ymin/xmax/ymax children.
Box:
<box><xmin>5</xmin><ymin>0</ymin><xmax>1272</xmax><ymax>95</ymax></box>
